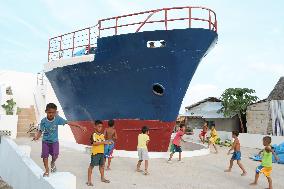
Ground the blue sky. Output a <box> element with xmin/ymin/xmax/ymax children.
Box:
<box><xmin>0</xmin><ymin>0</ymin><xmax>283</xmax><ymax>110</ymax></box>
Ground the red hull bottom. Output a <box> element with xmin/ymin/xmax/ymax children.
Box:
<box><xmin>69</xmin><ymin>120</ymin><xmax>175</xmax><ymax>152</ymax></box>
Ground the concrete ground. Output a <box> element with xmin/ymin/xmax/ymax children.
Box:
<box><xmin>15</xmin><ymin>138</ymin><xmax>284</xmax><ymax>189</ymax></box>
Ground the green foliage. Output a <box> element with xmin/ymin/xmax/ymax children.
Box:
<box><xmin>219</xmin><ymin>88</ymin><xmax>258</xmax><ymax>117</ymax></box>
<box><xmin>1</xmin><ymin>99</ymin><xmax>17</xmax><ymax>115</ymax></box>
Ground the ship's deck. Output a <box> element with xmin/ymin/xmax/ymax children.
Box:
<box><xmin>15</xmin><ymin>138</ymin><xmax>284</xmax><ymax>189</ymax></box>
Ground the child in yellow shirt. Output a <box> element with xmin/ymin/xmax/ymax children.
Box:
<box><xmin>136</xmin><ymin>126</ymin><xmax>150</xmax><ymax>175</ymax></box>
<box><xmin>208</xmin><ymin>124</ymin><xmax>218</xmax><ymax>153</ymax></box>
<box><xmin>86</xmin><ymin>120</ymin><xmax>112</xmax><ymax>186</ymax></box>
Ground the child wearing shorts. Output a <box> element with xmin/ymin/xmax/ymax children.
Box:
<box><xmin>168</xmin><ymin>124</ymin><xmax>186</xmax><ymax>163</ymax></box>
<box><xmin>86</xmin><ymin>120</ymin><xmax>111</xmax><ymax>186</ymax></box>
<box><xmin>250</xmin><ymin>136</ymin><xmax>279</xmax><ymax>189</ymax></box>
<box><xmin>224</xmin><ymin>131</ymin><xmax>247</xmax><ymax>176</ymax></box>
<box><xmin>33</xmin><ymin>103</ymin><xmax>85</xmax><ymax>177</ymax></box>
<box><xmin>104</xmin><ymin>119</ymin><xmax>117</xmax><ymax>170</ymax></box>
<box><xmin>136</xmin><ymin>126</ymin><xmax>150</xmax><ymax>175</ymax></box>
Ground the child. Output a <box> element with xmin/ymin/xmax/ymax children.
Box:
<box><xmin>199</xmin><ymin>122</ymin><xmax>208</xmax><ymax>144</ymax></box>
<box><xmin>87</xmin><ymin>120</ymin><xmax>111</xmax><ymax>186</ymax></box>
<box><xmin>250</xmin><ymin>136</ymin><xmax>279</xmax><ymax>189</ymax></box>
<box><xmin>136</xmin><ymin>126</ymin><xmax>150</xmax><ymax>175</ymax></box>
<box><xmin>224</xmin><ymin>131</ymin><xmax>247</xmax><ymax>176</ymax></box>
<box><xmin>33</xmin><ymin>103</ymin><xmax>86</xmax><ymax>177</ymax></box>
<box><xmin>104</xmin><ymin>119</ymin><xmax>117</xmax><ymax>170</ymax></box>
<box><xmin>208</xmin><ymin>124</ymin><xmax>218</xmax><ymax>153</ymax></box>
<box><xmin>168</xmin><ymin>124</ymin><xmax>186</xmax><ymax>163</ymax></box>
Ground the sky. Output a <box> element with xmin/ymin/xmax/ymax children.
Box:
<box><xmin>0</xmin><ymin>0</ymin><xmax>283</xmax><ymax>112</ymax></box>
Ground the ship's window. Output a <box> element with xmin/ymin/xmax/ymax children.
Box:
<box><xmin>152</xmin><ymin>83</ymin><xmax>164</xmax><ymax>96</ymax></box>
<box><xmin>147</xmin><ymin>40</ymin><xmax>166</xmax><ymax>48</ymax></box>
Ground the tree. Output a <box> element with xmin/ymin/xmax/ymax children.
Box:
<box><xmin>1</xmin><ymin>99</ymin><xmax>17</xmax><ymax>115</ymax></box>
<box><xmin>219</xmin><ymin>88</ymin><xmax>258</xmax><ymax>133</ymax></box>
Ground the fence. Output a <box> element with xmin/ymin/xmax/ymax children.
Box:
<box><xmin>48</xmin><ymin>6</ymin><xmax>217</xmax><ymax>61</ymax></box>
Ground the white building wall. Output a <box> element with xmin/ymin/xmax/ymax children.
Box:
<box><xmin>0</xmin><ymin>137</ymin><xmax>76</xmax><ymax>189</ymax></box>
<box><xmin>0</xmin><ymin>70</ymin><xmax>37</xmax><ymax>109</ymax></box>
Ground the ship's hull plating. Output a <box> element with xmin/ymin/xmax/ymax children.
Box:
<box><xmin>45</xmin><ymin>28</ymin><xmax>218</xmax><ymax>151</ymax></box>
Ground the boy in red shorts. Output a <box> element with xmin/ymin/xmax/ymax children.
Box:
<box><xmin>199</xmin><ymin>122</ymin><xmax>208</xmax><ymax>144</ymax></box>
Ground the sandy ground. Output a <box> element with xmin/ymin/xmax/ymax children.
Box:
<box><xmin>15</xmin><ymin>138</ymin><xmax>284</xmax><ymax>189</ymax></box>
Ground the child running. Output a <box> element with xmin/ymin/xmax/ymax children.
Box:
<box><xmin>250</xmin><ymin>136</ymin><xmax>279</xmax><ymax>189</ymax></box>
<box><xmin>104</xmin><ymin>119</ymin><xmax>117</xmax><ymax>170</ymax></box>
<box><xmin>168</xmin><ymin>124</ymin><xmax>186</xmax><ymax>163</ymax></box>
<box><xmin>136</xmin><ymin>126</ymin><xmax>150</xmax><ymax>175</ymax></box>
<box><xmin>224</xmin><ymin>131</ymin><xmax>247</xmax><ymax>176</ymax></box>
<box><xmin>33</xmin><ymin>103</ymin><xmax>86</xmax><ymax>177</ymax></box>
<box><xmin>199</xmin><ymin>122</ymin><xmax>208</xmax><ymax>144</ymax></box>
<box><xmin>87</xmin><ymin>120</ymin><xmax>111</xmax><ymax>186</ymax></box>
<box><xmin>208</xmin><ymin>124</ymin><xmax>218</xmax><ymax>153</ymax></box>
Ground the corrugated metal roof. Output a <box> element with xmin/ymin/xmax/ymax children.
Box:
<box><xmin>182</xmin><ymin>101</ymin><xmax>229</xmax><ymax>118</ymax></box>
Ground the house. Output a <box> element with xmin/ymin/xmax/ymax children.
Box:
<box><xmin>247</xmin><ymin>77</ymin><xmax>284</xmax><ymax>136</ymax></box>
<box><xmin>179</xmin><ymin>97</ymin><xmax>240</xmax><ymax>132</ymax></box>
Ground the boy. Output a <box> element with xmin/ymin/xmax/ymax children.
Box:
<box><xmin>199</xmin><ymin>122</ymin><xmax>208</xmax><ymax>144</ymax></box>
<box><xmin>168</xmin><ymin>124</ymin><xmax>186</xmax><ymax>163</ymax></box>
<box><xmin>250</xmin><ymin>136</ymin><xmax>279</xmax><ymax>189</ymax></box>
<box><xmin>224</xmin><ymin>131</ymin><xmax>247</xmax><ymax>176</ymax></box>
<box><xmin>104</xmin><ymin>119</ymin><xmax>117</xmax><ymax>170</ymax></box>
<box><xmin>136</xmin><ymin>126</ymin><xmax>150</xmax><ymax>175</ymax></box>
<box><xmin>33</xmin><ymin>103</ymin><xmax>86</xmax><ymax>177</ymax></box>
<box><xmin>87</xmin><ymin>120</ymin><xmax>111</xmax><ymax>186</ymax></box>
<box><xmin>208</xmin><ymin>124</ymin><xmax>218</xmax><ymax>153</ymax></box>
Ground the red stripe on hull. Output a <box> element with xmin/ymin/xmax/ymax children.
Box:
<box><xmin>69</xmin><ymin>120</ymin><xmax>175</xmax><ymax>152</ymax></box>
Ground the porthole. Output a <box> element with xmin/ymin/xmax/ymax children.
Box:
<box><xmin>152</xmin><ymin>83</ymin><xmax>165</xmax><ymax>96</ymax></box>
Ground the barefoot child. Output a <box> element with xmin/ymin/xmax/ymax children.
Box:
<box><xmin>224</xmin><ymin>131</ymin><xmax>247</xmax><ymax>176</ymax></box>
<box><xmin>136</xmin><ymin>126</ymin><xmax>150</xmax><ymax>175</ymax></box>
<box><xmin>33</xmin><ymin>103</ymin><xmax>86</xmax><ymax>177</ymax></box>
<box><xmin>199</xmin><ymin>122</ymin><xmax>208</xmax><ymax>144</ymax></box>
<box><xmin>87</xmin><ymin>120</ymin><xmax>111</xmax><ymax>186</ymax></box>
<box><xmin>104</xmin><ymin>119</ymin><xmax>117</xmax><ymax>170</ymax></box>
<box><xmin>250</xmin><ymin>136</ymin><xmax>279</xmax><ymax>189</ymax></box>
<box><xmin>208</xmin><ymin>124</ymin><xmax>218</xmax><ymax>153</ymax></box>
<box><xmin>168</xmin><ymin>124</ymin><xmax>186</xmax><ymax>162</ymax></box>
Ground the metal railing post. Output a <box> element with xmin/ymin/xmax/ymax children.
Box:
<box><xmin>115</xmin><ymin>17</ymin><xmax>118</xmax><ymax>35</ymax></box>
<box><xmin>72</xmin><ymin>32</ymin><xmax>75</xmax><ymax>57</ymax></box>
<box><xmin>164</xmin><ymin>9</ymin><xmax>168</xmax><ymax>30</ymax></box>
<box><xmin>188</xmin><ymin>7</ymin><xmax>192</xmax><ymax>28</ymax></box>
<box><xmin>209</xmin><ymin>10</ymin><xmax>212</xmax><ymax>30</ymax></box>
<box><xmin>98</xmin><ymin>21</ymin><xmax>101</xmax><ymax>37</ymax></box>
<box><xmin>48</xmin><ymin>39</ymin><xmax>50</xmax><ymax>62</ymax></box>
<box><xmin>59</xmin><ymin>36</ymin><xmax>62</xmax><ymax>59</ymax></box>
<box><xmin>88</xmin><ymin>28</ymin><xmax>91</xmax><ymax>54</ymax></box>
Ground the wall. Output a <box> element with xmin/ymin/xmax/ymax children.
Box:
<box><xmin>191</xmin><ymin>129</ymin><xmax>284</xmax><ymax>149</ymax></box>
<box><xmin>0</xmin><ymin>137</ymin><xmax>76</xmax><ymax>189</ymax></box>
<box><xmin>212</xmin><ymin>116</ymin><xmax>240</xmax><ymax>132</ymax></box>
<box><xmin>0</xmin><ymin>115</ymin><xmax>18</xmax><ymax>139</ymax></box>
<box><xmin>0</xmin><ymin>70</ymin><xmax>37</xmax><ymax>109</ymax></box>
<box><xmin>246</xmin><ymin>101</ymin><xmax>270</xmax><ymax>135</ymax></box>
<box><xmin>188</xmin><ymin>116</ymin><xmax>239</xmax><ymax>132</ymax></box>
<box><xmin>187</xmin><ymin>118</ymin><xmax>204</xmax><ymax>129</ymax></box>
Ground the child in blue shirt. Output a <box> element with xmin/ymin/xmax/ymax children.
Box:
<box><xmin>33</xmin><ymin>103</ymin><xmax>86</xmax><ymax>177</ymax></box>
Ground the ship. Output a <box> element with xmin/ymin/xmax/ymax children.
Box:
<box><xmin>44</xmin><ymin>6</ymin><xmax>218</xmax><ymax>152</ymax></box>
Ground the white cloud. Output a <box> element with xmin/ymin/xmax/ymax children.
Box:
<box><xmin>249</xmin><ymin>62</ymin><xmax>284</xmax><ymax>75</ymax></box>
<box><xmin>179</xmin><ymin>84</ymin><xmax>221</xmax><ymax>113</ymax></box>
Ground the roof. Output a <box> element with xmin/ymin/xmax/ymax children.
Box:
<box><xmin>182</xmin><ymin>97</ymin><xmax>234</xmax><ymax>119</ymax></box>
<box><xmin>268</xmin><ymin>77</ymin><xmax>284</xmax><ymax>100</ymax></box>
<box><xmin>249</xmin><ymin>98</ymin><xmax>268</xmax><ymax>106</ymax></box>
<box><xmin>185</xmin><ymin>97</ymin><xmax>221</xmax><ymax>110</ymax></box>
